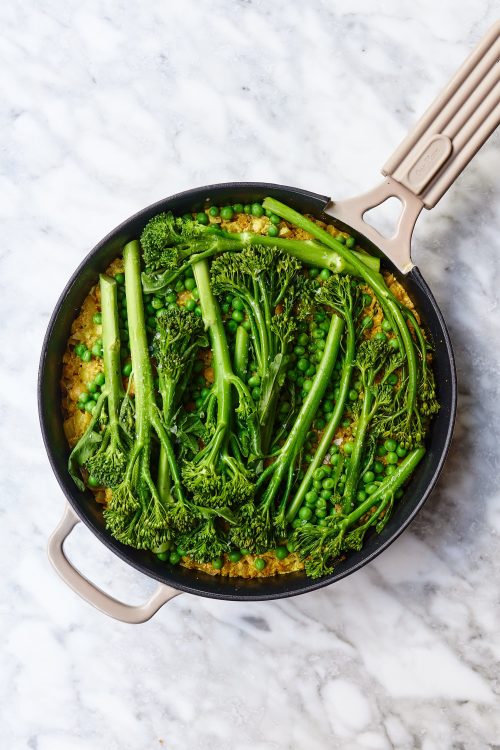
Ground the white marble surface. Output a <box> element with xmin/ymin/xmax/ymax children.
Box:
<box><xmin>1</xmin><ymin>1</ymin><xmax>500</xmax><ymax>748</ymax></box>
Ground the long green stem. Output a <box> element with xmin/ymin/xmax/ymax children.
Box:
<box><xmin>261</xmin><ymin>314</ymin><xmax>345</xmax><ymax>507</ymax></box>
<box><xmin>262</xmin><ymin>197</ymin><xmax>418</xmax><ymax>424</ymax></box>
<box><xmin>192</xmin><ymin>259</ymin><xmax>232</xmax><ymax>451</ymax></box>
<box><xmin>342</xmin><ymin>446</ymin><xmax>425</xmax><ymax>529</ymax></box>
<box><xmin>342</xmin><ymin>381</ymin><xmax>374</xmax><ymax>514</ymax></box>
<box><xmin>286</xmin><ymin>312</ymin><xmax>356</xmax><ymax>521</ymax></box>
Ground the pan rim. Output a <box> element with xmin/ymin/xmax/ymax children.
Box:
<box><xmin>38</xmin><ymin>181</ymin><xmax>457</xmax><ymax>601</ymax></box>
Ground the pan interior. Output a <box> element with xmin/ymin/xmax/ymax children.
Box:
<box><xmin>39</xmin><ymin>183</ymin><xmax>456</xmax><ymax>601</ymax></box>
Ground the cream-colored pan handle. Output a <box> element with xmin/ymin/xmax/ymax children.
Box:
<box><xmin>326</xmin><ymin>22</ymin><xmax>500</xmax><ymax>272</ymax></box>
<box><xmin>48</xmin><ymin>504</ymin><xmax>182</xmax><ymax>623</ymax></box>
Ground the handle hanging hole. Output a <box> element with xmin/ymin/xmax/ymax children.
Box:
<box><xmin>362</xmin><ymin>196</ymin><xmax>403</xmax><ymax>239</ymax></box>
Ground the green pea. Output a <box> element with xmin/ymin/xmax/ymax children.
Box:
<box><xmin>254</xmin><ymin>557</ymin><xmax>266</xmax><ymax>571</ymax></box>
<box><xmin>341</xmin><ymin>418</ymin><xmax>351</xmax><ymax>428</ymax></box>
<box><xmin>208</xmin><ymin>206</ymin><xmax>219</xmax><ymax>217</ymax></box>
<box><xmin>345</xmin><ymin>236</ymin><xmax>355</xmax><ymax>248</ymax></box>
<box><xmin>377</xmin><ymin>444</ymin><xmax>387</xmax><ymax>456</ymax></box>
<box><xmin>319</xmin><ymin>269</ymin><xmax>331</xmax><ymax>280</ymax></box>
<box><xmin>229</xmin><ymin>550</ymin><xmax>242</xmax><ymax>563</ymax></box>
<box><xmin>212</xmin><ymin>557</ymin><xmax>223</xmax><ymax>570</ymax></box>
<box><xmin>182</xmin><ymin>278</ymin><xmax>195</xmax><ymax>292</ymax></box>
<box><xmin>387</xmin><ymin>373</ymin><xmax>398</xmax><ymax>385</ymax></box>
<box><xmin>386</xmin><ymin>451</ymin><xmax>398</xmax><ymax>464</ymax></box>
<box><xmin>303</xmin><ymin>380</ymin><xmax>313</xmax><ymax>393</ymax></box>
<box><xmin>336</xmin><ymin>235</ymin><xmax>346</xmax><ymax>244</ymax></box>
<box><xmin>248</xmin><ymin>375</ymin><xmax>261</xmax><ymax>387</ymax></box>
<box><xmin>74</xmin><ymin>343</ymin><xmax>85</xmax><ymax>357</ymax></box>
<box><xmin>175</xmin><ymin>280</ymin><xmax>185</xmax><ymax>293</ymax></box>
<box><xmin>227</xmin><ymin>319</ymin><xmax>238</xmax><ymax>333</ymax></box>
<box><xmin>84</xmin><ymin>401</ymin><xmax>95</xmax><ymax>413</ymax></box>
<box><xmin>348</xmin><ymin>389</ymin><xmax>358</xmax><ymax>402</ymax></box>
<box><xmin>297</xmin><ymin>358</ymin><xmax>309</xmax><ymax>372</ymax></box>
<box><xmin>374</xmin><ymin>331</ymin><xmax>387</xmax><ymax>341</ymax></box>
<box><xmin>362</xmin><ymin>316</ymin><xmax>373</xmax><ymax>328</ymax></box>
<box><xmin>242</xmin><ymin>320</ymin><xmax>251</xmax><ymax>331</ymax></box>
<box><xmin>232</xmin><ymin>310</ymin><xmax>244</xmax><ymax>323</ymax></box>
<box><xmin>322</xmin><ymin>478</ymin><xmax>335</xmax><ymax>490</ymax></box>
<box><xmin>87</xmin><ymin>382</ymin><xmax>98</xmax><ymax>394</ymax></box>
<box><xmin>320</xmin><ymin>490</ymin><xmax>332</xmax><ymax>500</ymax></box>
<box><xmin>306</xmin><ymin>365</ymin><xmax>316</xmax><ymax>377</ymax></box>
<box><xmin>150</xmin><ymin>297</ymin><xmax>163</xmax><ymax>310</ymax></box>
<box><xmin>388</xmin><ymin>338</ymin><xmax>399</xmax><ymax>350</ymax></box>
<box><xmin>384</xmin><ymin>439</ymin><xmax>397</xmax><ymax>452</ymax></box>
<box><xmin>269</xmin><ymin>213</ymin><xmax>280</xmax><ymax>225</ymax></box>
<box><xmin>330</xmin><ymin>443</ymin><xmax>339</xmax><ymax>454</ymax></box>
<box><xmin>251</xmin><ymin>203</ymin><xmax>264</xmax><ymax>217</ymax></box>
<box><xmin>122</xmin><ymin>362</ymin><xmax>132</xmax><ymax>377</ymax></box>
<box><xmin>81</xmin><ymin>350</ymin><xmax>92</xmax><ymax>363</ymax></box>
<box><xmin>299</xmin><ymin>507</ymin><xmax>313</xmax><ymax>521</ymax></box>
<box><xmin>196</xmin><ymin>212</ymin><xmax>209</xmax><ymax>225</ymax></box>
<box><xmin>233</xmin><ymin>203</ymin><xmax>244</xmax><ymax>213</ymax></box>
<box><xmin>92</xmin><ymin>312</ymin><xmax>102</xmax><ymax>325</ymax></box>
<box><xmin>243</xmin><ymin>204</ymin><xmax>252</xmax><ymax>214</ymax></box>
<box><xmin>305</xmin><ymin>490</ymin><xmax>318</xmax><ymax>503</ymax></box>
<box><xmin>221</xmin><ymin>206</ymin><xmax>234</xmax><ymax>221</ymax></box>
<box><xmin>373</xmin><ymin>461</ymin><xmax>384</xmax><ymax>474</ymax></box>
<box><xmin>363</xmin><ymin>471</ymin><xmax>375</xmax><ymax>484</ymax></box>
<box><xmin>343</xmin><ymin>441</ymin><xmax>354</xmax><ymax>455</ymax></box>
<box><xmin>114</xmin><ymin>273</ymin><xmax>125</xmax><ymax>285</ymax></box>
<box><xmin>366</xmin><ymin>483</ymin><xmax>378</xmax><ymax>495</ymax></box>
<box><xmin>313</xmin><ymin>468</ymin><xmax>326</xmax><ymax>482</ymax></box>
<box><xmin>363</xmin><ymin>293</ymin><xmax>372</xmax><ymax>306</ymax></box>
<box><xmin>385</xmin><ymin>465</ymin><xmax>397</xmax><ymax>476</ymax></box>
<box><xmin>87</xmin><ymin>475</ymin><xmax>100</xmax><ymax>488</ymax></box>
<box><xmin>95</xmin><ymin>372</ymin><xmax>105</xmax><ymax>386</ymax></box>
<box><xmin>191</xmin><ymin>288</ymin><xmax>200</xmax><ymax>300</ymax></box>
<box><xmin>357</xmin><ymin>490</ymin><xmax>367</xmax><ymax>502</ymax></box>
<box><xmin>185</xmin><ymin>299</ymin><xmax>196</xmax><ymax>312</ymax></box>
<box><xmin>382</xmin><ymin>319</ymin><xmax>392</xmax><ymax>331</ymax></box>
<box><xmin>297</xmin><ymin>333</ymin><xmax>309</xmax><ymax>346</ymax></box>
<box><xmin>275</xmin><ymin>546</ymin><xmax>288</xmax><ymax>560</ymax></box>
<box><xmin>165</xmin><ymin>292</ymin><xmax>177</xmax><ymax>304</ymax></box>
<box><xmin>268</xmin><ymin>224</ymin><xmax>279</xmax><ymax>237</ymax></box>
<box><xmin>396</xmin><ymin>445</ymin><xmax>407</xmax><ymax>458</ymax></box>
<box><xmin>79</xmin><ymin>391</ymin><xmax>89</xmax><ymax>404</ymax></box>
<box><xmin>169</xmin><ymin>552</ymin><xmax>181</xmax><ymax>565</ymax></box>
<box><xmin>251</xmin><ymin>387</ymin><xmax>261</xmax><ymax>400</ymax></box>
<box><xmin>286</xmin><ymin>541</ymin><xmax>296</xmax><ymax>553</ymax></box>
<box><xmin>315</xmin><ymin>417</ymin><xmax>326</xmax><ymax>430</ymax></box>
<box><xmin>309</xmin><ymin>268</ymin><xmax>320</xmax><ymax>278</ymax></box>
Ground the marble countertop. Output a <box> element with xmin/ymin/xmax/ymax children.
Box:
<box><xmin>2</xmin><ymin>1</ymin><xmax>500</xmax><ymax>748</ymax></box>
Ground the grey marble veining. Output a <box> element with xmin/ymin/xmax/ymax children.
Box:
<box><xmin>1</xmin><ymin>1</ymin><xmax>499</xmax><ymax>748</ymax></box>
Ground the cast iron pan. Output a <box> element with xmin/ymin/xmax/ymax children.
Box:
<box><xmin>40</xmin><ymin>24</ymin><xmax>499</xmax><ymax>622</ymax></box>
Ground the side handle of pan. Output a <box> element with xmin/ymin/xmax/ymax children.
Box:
<box><xmin>48</xmin><ymin>503</ymin><xmax>182</xmax><ymax>623</ymax></box>
<box><xmin>326</xmin><ymin>21</ymin><xmax>500</xmax><ymax>273</ymax></box>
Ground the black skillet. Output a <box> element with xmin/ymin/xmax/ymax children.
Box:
<box><xmin>40</xmin><ymin>24</ymin><xmax>499</xmax><ymax>622</ymax></box>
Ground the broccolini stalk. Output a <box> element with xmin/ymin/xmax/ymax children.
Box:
<box><xmin>230</xmin><ymin>312</ymin><xmax>345</xmax><ymax>551</ymax></box>
<box><xmin>293</xmin><ymin>446</ymin><xmax>425</xmax><ymax>578</ymax></box>
<box><xmin>286</xmin><ymin>275</ymin><xmax>360</xmax><ymax>521</ymax></box>
<box><xmin>84</xmin><ymin>275</ymin><xmax>129</xmax><ymax>487</ymax></box>
<box><xmin>262</xmin><ymin>197</ymin><xmax>419</xmax><ymax>442</ymax></box>
<box><xmin>181</xmin><ymin>258</ymin><xmax>258</xmax><ymax>508</ymax></box>
<box><xmin>103</xmin><ymin>241</ymin><xmax>185</xmax><ymax>549</ymax></box>
<box><xmin>68</xmin><ymin>275</ymin><xmax>128</xmax><ymax>490</ymax></box>
<box><xmin>140</xmin><ymin>210</ymin><xmax>380</xmax><ymax>295</ymax></box>
<box><xmin>210</xmin><ymin>246</ymin><xmax>306</xmax><ymax>453</ymax></box>
<box><xmin>153</xmin><ymin>307</ymin><xmax>208</xmax><ymax>502</ymax></box>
